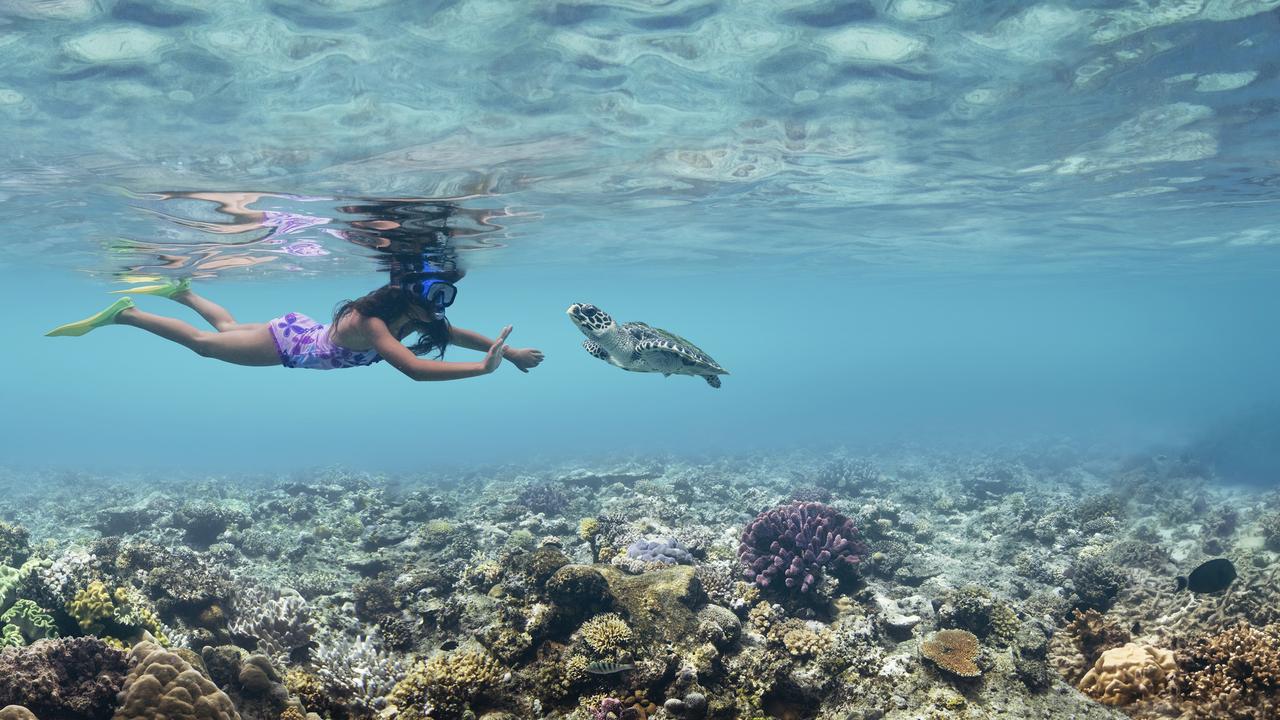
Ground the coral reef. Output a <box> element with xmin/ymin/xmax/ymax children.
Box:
<box><xmin>1</xmin><ymin>446</ymin><xmax>1275</xmax><ymax>720</ymax></box>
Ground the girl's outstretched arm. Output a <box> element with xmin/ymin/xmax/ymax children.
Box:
<box><xmin>450</xmin><ymin>325</ymin><xmax>545</xmax><ymax>372</ymax></box>
<box><xmin>368</xmin><ymin>318</ymin><xmax>510</xmax><ymax>381</ymax></box>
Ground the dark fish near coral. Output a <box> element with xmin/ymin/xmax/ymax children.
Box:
<box><xmin>585</xmin><ymin>661</ymin><xmax>635</xmax><ymax>675</ymax></box>
<box><xmin>1175</xmin><ymin>558</ymin><xmax>1237</xmax><ymax>593</ymax></box>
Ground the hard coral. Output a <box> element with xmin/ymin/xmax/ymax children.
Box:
<box><xmin>580</xmin><ymin>613</ymin><xmax>632</xmax><ymax>655</ymax></box>
<box><xmin>921</xmin><ymin>629</ymin><xmax>981</xmax><ymax>678</ymax></box>
<box><xmin>737</xmin><ymin>502</ymin><xmax>863</xmax><ymax>595</ymax></box>
<box><xmin>0</xmin><ymin>637</ymin><xmax>128</xmax><ymax>720</ymax></box>
<box><xmin>115</xmin><ymin>641</ymin><xmax>239</xmax><ymax>720</ymax></box>
<box><xmin>0</xmin><ymin>522</ymin><xmax>30</xmax><ymax>567</ymax></box>
<box><xmin>1171</xmin><ymin>622</ymin><xmax>1280</xmax><ymax>718</ymax></box>
<box><xmin>1077</xmin><ymin>642</ymin><xmax>1175</xmax><ymax>706</ymax></box>
<box><xmin>387</xmin><ymin>649</ymin><xmax>503</xmax><ymax>720</ymax></box>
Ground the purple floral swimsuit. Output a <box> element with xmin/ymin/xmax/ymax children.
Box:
<box><xmin>268</xmin><ymin>312</ymin><xmax>382</xmax><ymax>370</ymax></box>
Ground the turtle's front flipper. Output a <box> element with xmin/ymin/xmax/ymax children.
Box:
<box><xmin>704</xmin><ymin>374</ymin><xmax>722</xmax><ymax>389</ymax></box>
<box><xmin>583</xmin><ymin>340</ymin><xmax>610</xmax><ymax>362</ymax></box>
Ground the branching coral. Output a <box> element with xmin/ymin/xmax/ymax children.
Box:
<box><xmin>312</xmin><ymin>629</ymin><xmax>406</xmax><ymax>715</ymax></box>
<box><xmin>921</xmin><ymin>629</ymin><xmax>981</xmax><ymax>678</ymax></box>
<box><xmin>1077</xmin><ymin>642</ymin><xmax>1175</xmax><ymax>706</ymax></box>
<box><xmin>1171</xmin><ymin>622</ymin><xmax>1280</xmax><ymax>718</ymax></box>
<box><xmin>579</xmin><ymin>613</ymin><xmax>632</xmax><ymax>655</ymax></box>
<box><xmin>387</xmin><ymin>649</ymin><xmax>503</xmax><ymax>720</ymax></box>
<box><xmin>228</xmin><ymin>586</ymin><xmax>315</xmax><ymax>664</ymax></box>
<box><xmin>737</xmin><ymin>502</ymin><xmax>863</xmax><ymax>595</ymax></box>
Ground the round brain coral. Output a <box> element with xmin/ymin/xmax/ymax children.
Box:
<box><xmin>921</xmin><ymin>629</ymin><xmax>982</xmax><ymax>678</ymax></box>
<box><xmin>737</xmin><ymin>501</ymin><xmax>864</xmax><ymax>594</ymax></box>
<box><xmin>1077</xmin><ymin>642</ymin><xmax>1175</xmax><ymax>706</ymax></box>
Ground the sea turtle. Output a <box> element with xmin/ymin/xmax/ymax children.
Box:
<box><xmin>566</xmin><ymin>303</ymin><xmax>729</xmax><ymax>388</ymax></box>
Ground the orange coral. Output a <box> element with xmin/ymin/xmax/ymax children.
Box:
<box><xmin>921</xmin><ymin>629</ymin><xmax>981</xmax><ymax>678</ymax></box>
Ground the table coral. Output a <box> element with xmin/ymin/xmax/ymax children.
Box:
<box><xmin>1076</xmin><ymin>642</ymin><xmax>1175</xmax><ymax>706</ymax></box>
<box><xmin>920</xmin><ymin>629</ymin><xmax>981</xmax><ymax>678</ymax></box>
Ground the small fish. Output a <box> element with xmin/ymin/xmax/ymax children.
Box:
<box><xmin>1175</xmin><ymin>558</ymin><xmax>1237</xmax><ymax>594</ymax></box>
<box><xmin>585</xmin><ymin>661</ymin><xmax>635</xmax><ymax>675</ymax></box>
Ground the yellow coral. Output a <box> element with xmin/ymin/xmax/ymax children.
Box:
<box><xmin>389</xmin><ymin>650</ymin><xmax>503</xmax><ymax>720</ymax></box>
<box><xmin>578</xmin><ymin>517</ymin><xmax>600</xmax><ymax>541</ymax></box>
<box><xmin>67</xmin><ymin>580</ymin><xmax>114</xmax><ymax>633</ymax></box>
<box><xmin>1078</xmin><ymin>642</ymin><xmax>1176</xmax><ymax>706</ymax></box>
<box><xmin>580</xmin><ymin>613</ymin><xmax>632</xmax><ymax>654</ymax></box>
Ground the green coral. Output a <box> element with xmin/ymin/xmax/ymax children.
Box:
<box><xmin>389</xmin><ymin>650</ymin><xmax>503</xmax><ymax>720</ymax></box>
<box><xmin>0</xmin><ymin>599</ymin><xmax>58</xmax><ymax>644</ymax></box>
<box><xmin>68</xmin><ymin>580</ymin><xmax>115</xmax><ymax>634</ymax></box>
<box><xmin>1</xmin><ymin>624</ymin><xmax>21</xmax><ymax>647</ymax></box>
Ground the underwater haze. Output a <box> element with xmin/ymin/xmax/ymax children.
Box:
<box><xmin>6</xmin><ymin>4</ymin><xmax>1280</xmax><ymax>720</ymax></box>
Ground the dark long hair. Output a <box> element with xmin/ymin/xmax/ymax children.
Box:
<box><xmin>333</xmin><ymin>285</ymin><xmax>450</xmax><ymax>358</ymax></box>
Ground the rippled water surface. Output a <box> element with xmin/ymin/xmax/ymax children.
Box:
<box><xmin>2</xmin><ymin>0</ymin><xmax>1280</xmax><ymax>274</ymax></box>
<box><xmin>2</xmin><ymin>1</ymin><xmax>1280</xmax><ymax>472</ymax></box>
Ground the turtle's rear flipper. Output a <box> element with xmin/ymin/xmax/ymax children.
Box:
<box><xmin>704</xmin><ymin>375</ymin><xmax>722</xmax><ymax>389</ymax></box>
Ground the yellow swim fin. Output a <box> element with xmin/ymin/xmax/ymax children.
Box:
<box><xmin>45</xmin><ymin>297</ymin><xmax>135</xmax><ymax>337</ymax></box>
<box><xmin>109</xmin><ymin>278</ymin><xmax>190</xmax><ymax>299</ymax></box>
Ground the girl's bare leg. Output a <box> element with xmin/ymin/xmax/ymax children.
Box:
<box><xmin>116</xmin><ymin>308</ymin><xmax>280</xmax><ymax>366</ymax></box>
<box><xmin>172</xmin><ymin>289</ymin><xmax>265</xmax><ymax>333</ymax></box>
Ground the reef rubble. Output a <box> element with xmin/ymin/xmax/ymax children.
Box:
<box><xmin>0</xmin><ymin>444</ymin><xmax>1277</xmax><ymax>719</ymax></box>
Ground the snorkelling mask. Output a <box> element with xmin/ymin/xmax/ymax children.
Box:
<box><xmin>407</xmin><ymin>278</ymin><xmax>457</xmax><ymax>316</ymax></box>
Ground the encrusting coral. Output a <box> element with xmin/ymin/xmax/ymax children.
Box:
<box><xmin>1076</xmin><ymin>642</ymin><xmax>1176</xmax><ymax>706</ymax></box>
<box><xmin>113</xmin><ymin>640</ymin><xmax>239</xmax><ymax>720</ymax></box>
<box><xmin>920</xmin><ymin>629</ymin><xmax>982</xmax><ymax>678</ymax></box>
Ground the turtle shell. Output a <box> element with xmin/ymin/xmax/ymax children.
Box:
<box><xmin>623</xmin><ymin>322</ymin><xmax>727</xmax><ymax>374</ymax></box>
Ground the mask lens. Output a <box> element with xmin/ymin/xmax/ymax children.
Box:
<box><xmin>428</xmin><ymin>281</ymin><xmax>456</xmax><ymax>307</ymax></box>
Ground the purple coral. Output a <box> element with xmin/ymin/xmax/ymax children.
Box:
<box><xmin>737</xmin><ymin>501</ymin><xmax>864</xmax><ymax>594</ymax></box>
<box><xmin>592</xmin><ymin>698</ymin><xmax>625</xmax><ymax>720</ymax></box>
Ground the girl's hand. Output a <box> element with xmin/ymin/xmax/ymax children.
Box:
<box><xmin>504</xmin><ymin>347</ymin><xmax>545</xmax><ymax>373</ymax></box>
<box><xmin>482</xmin><ymin>326</ymin><xmax>513</xmax><ymax>374</ymax></box>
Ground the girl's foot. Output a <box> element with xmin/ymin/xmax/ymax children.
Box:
<box><xmin>45</xmin><ymin>297</ymin><xmax>135</xmax><ymax>337</ymax></box>
<box><xmin>110</xmin><ymin>277</ymin><xmax>191</xmax><ymax>300</ymax></box>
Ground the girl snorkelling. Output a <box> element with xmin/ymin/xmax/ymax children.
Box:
<box><xmin>45</xmin><ymin>272</ymin><xmax>545</xmax><ymax>381</ymax></box>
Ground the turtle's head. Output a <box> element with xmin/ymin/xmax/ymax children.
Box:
<box><xmin>566</xmin><ymin>302</ymin><xmax>615</xmax><ymax>338</ymax></box>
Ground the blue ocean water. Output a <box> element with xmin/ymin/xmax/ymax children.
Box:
<box><xmin>1</xmin><ymin>0</ymin><xmax>1279</xmax><ymax>475</ymax></box>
